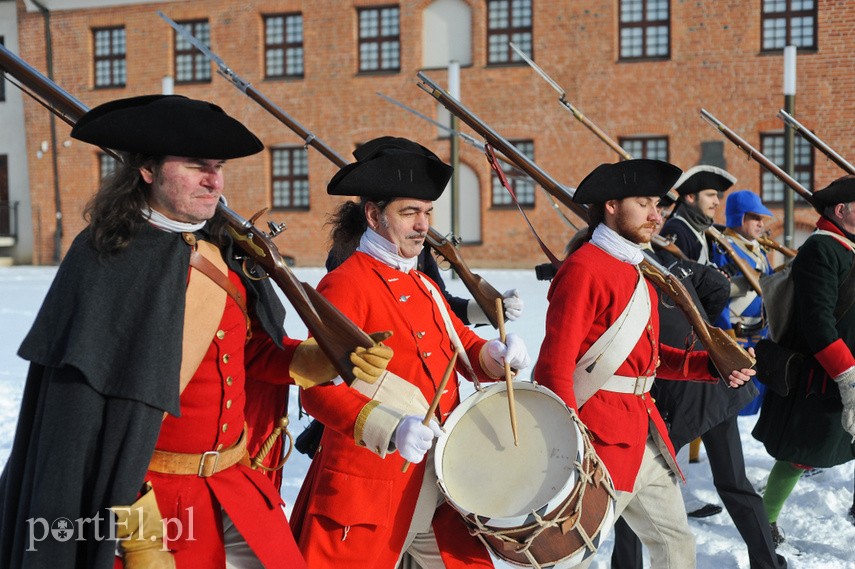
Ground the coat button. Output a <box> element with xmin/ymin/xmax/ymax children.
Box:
<box><xmin>226</xmin><ymin>376</ymin><xmax>234</xmax><ymax>386</ymax></box>
<box><xmin>226</xmin><ymin>399</ymin><xmax>232</xmax><ymax>409</ymax></box>
<box><xmin>222</xmin><ymin>423</ymin><xmax>228</xmax><ymax>433</ymax></box>
<box><xmin>399</xmin><ymin>295</ymin><xmax>410</xmax><ymax>302</ymax></box>
<box><xmin>415</xmin><ymin>331</ymin><xmax>425</xmax><ymax>338</ymax></box>
<box><xmin>216</xmin><ymin>443</ymin><xmax>224</xmax><ymax>451</ymax></box>
<box><xmin>422</xmin><ymin>351</ymin><xmax>431</xmax><ymax>358</ymax></box>
<box><xmin>222</xmin><ymin>354</ymin><xmax>230</xmax><ymax>364</ymax></box>
<box><xmin>217</xmin><ymin>330</ymin><xmax>225</xmax><ymax>340</ymax></box>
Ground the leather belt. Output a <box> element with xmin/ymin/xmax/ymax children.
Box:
<box><xmin>599</xmin><ymin>374</ymin><xmax>655</xmax><ymax>396</ymax></box>
<box><xmin>148</xmin><ymin>425</ymin><xmax>249</xmax><ymax>477</ymax></box>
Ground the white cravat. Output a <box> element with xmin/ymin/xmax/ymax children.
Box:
<box><xmin>356</xmin><ymin>228</ymin><xmax>418</xmax><ymax>273</ymax></box>
<box><xmin>590</xmin><ymin>223</ymin><xmax>645</xmax><ymax>265</ymax></box>
<box><xmin>142</xmin><ymin>206</ymin><xmax>207</xmax><ymax>234</ymax></box>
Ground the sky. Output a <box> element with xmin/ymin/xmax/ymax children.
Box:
<box><xmin>0</xmin><ymin>265</ymin><xmax>853</xmax><ymax>568</ymax></box>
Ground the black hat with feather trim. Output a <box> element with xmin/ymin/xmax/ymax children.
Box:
<box><xmin>327</xmin><ymin>136</ymin><xmax>452</xmax><ymax>200</ymax></box>
<box><xmin>572</xmin><ymin>159</ymin><xmax>683</xmax><ymax>204</ymax></box>
<box><xmin>71</xmin><ymin>95</ymin><xmax>263</xmax><ymax>159</ymax></box>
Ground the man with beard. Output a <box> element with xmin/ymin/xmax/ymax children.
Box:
<box><xmin>535</xmin><ymin>159</ymin><xmax>754</xmax><ymax>569</ymax></box>
<box><xmin>753</xmin><ymin>176</ymin><xmax>855</xmax><ymax>545</ymax></box>
<box><xmin>0</xmin><ymin>95</ymin><xmax>392</xmax><ymax>569</ymax></box>
<box><xmin>290</xmin><ymin>136</ymin><xmax>531</xmax><ymax>569</ymax></box>
<box><xmin>661</xmin><ymin>165</ymin><xmax>736</xmax><ymax>264</ymax></box>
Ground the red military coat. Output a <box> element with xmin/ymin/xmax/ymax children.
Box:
<box><xmin>535</xmin><ymin>243</ymin><xmax>717</xmax><ymax>492</ymax></box>
<box><xmin>143</xmin><ymin>270</ymin><xmax>306</xmax><ymax>569</ymax></box>
<box><xmin>291</xmin><ymin>252</ymin><xmax>496</xmax><ymax>569</ymax></box>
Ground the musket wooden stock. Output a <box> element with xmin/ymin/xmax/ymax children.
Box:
<box><xmin>639</xmin><ymin>260</ymin><xmax>755</xmax><ymax>374</ymax></box>
<box><xmin>0</xmin><ymin>41</ymin><xmax>375</xmax><ymax>385</ymax></box>
<box><xmin>417</xmin><ymin>72</ymin><xmax>754</xmax><ymax>372</ymax></box>
<box><xmin>426</xmin><ymin>231</ymin><xmax>503</xmax><ymax>328</ymax></box>
<box><xmin>758</xmin><ymin>236</ymin><xmax>797</xmax><ymax>259</ymax></box>
<box><xmin>705</xmin><ymin>226</ymin><xmax>764</xmax><ymax>296</ymax></box>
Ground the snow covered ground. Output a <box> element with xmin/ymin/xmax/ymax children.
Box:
<box><xmin>1</xmin><ymin>264</ymin><xmax>853</xmax><ymax>568</ymax></box>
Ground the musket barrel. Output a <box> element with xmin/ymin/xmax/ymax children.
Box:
<box><xmin>777</xmin><ymin>109</ymin><xmax>855</xmax><ymax>176</ymax></box>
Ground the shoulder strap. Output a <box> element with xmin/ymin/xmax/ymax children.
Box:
<box><xmin>573</xmin><ymin>268</ymin><xmax>651</xmax><ymax>407</ymax></box>
<box><xmin>416</xmin><ymin>273</ymin><xmax>481</xmax><ymax>389</ymax></box>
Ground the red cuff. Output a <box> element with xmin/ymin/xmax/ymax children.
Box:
<box><xmin>814</xmin><ymin>338</ymin><xmax>855</xmax><ymax>378</ymax></box>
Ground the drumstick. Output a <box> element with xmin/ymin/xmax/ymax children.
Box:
<box><xmin>402</xmin><ymin>352</ymin><xmax>458</xmax><ymax>473</ymax></box>
<box><xmin>496</xmin><ymin>298</ymin><xmax>520</xmax><ymax>446</ymax></box>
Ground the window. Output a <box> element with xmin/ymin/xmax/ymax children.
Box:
<box><xmin>760</xmin><ymin>132</ymin><xmax>813</xmax><ymax>203</ymax></box>
<box><xmin>358</xmin><ymin>6</ymin><xmax>400</xmax><ymax>73</ymax></box>
<box><xmin>264</xmin><ymin>13</ymin><xmax>303</xmax><ymax>79</ymax></box>
<box><xmin>174</xmin><ymin>20</ymin><xmax>211</xmax><ymax>84</ymax></box>
<box><xmin>422</xmin><ymin>0</ymin><xmax>472</xmax><ymax>68</ymax></box>
<box><xmin>619</xmin><ymin>0</ymin><xmax>670</xmax><ymax>60</ymax></box>
<box><xmin>486</xmin><ymin>0</ymin><xmax>532</xmax><ymax>65</ymax></box>
<box><xmin>272</xmin><ymin>147</ymin><xmax>309</xmax><ymax>209</ymax></box>
<box><xmin>619</xmin><ymin>136</ymin><xmax>669</xmax><ymax>161</ymax></box>
<box><xmin>93</xmin><ymin>27</ymin><xmax>126</xmax><ymax>88</ymax></box>
<box><xmin>492</xmin><ymin>140</ymin><xmax>534</xmax><ymax>207</ymax></box>
<box><xmin>99</xmin><ymin>153</ymin><xmax>120</xmax><ymax>182</ymax></box>
<box><xmin>762</xmin><ymin>0</ymin><xmax>817</xmax><ymax>51</ymax></box>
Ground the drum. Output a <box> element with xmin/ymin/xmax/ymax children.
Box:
<box><xmin>434</xmin><ymin>382</ymin><xmax>615</xmax><ymax>568</ymax></box>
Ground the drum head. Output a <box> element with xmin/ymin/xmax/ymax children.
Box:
<box><xmin>436</xmin><ymin>383</ymin><xmax>579</xmax><ymax>522</ymax></box>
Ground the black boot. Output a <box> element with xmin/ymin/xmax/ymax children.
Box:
<box><xmin>770</xmin><ymin>522</ymin><xmax>786</xmax><ymax>547</ymax></box>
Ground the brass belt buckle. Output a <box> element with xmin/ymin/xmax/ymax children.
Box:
<box><xmin>634</xmin><ymin>376</ymin><xmax>651</xmax><ymax>396</ymax></box>
<box><xmin>198</xmin><ymin>450</ymin><xmax>220</xmax><ymax>477</ymax></box>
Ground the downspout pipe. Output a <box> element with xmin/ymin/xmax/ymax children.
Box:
<box><xmin>32</xmin><ymin>0</ymin><xmax>63</xmax><ymax>264</ymax></box>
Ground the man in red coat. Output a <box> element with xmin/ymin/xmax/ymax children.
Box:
<box><xmin>0</xmin><ymin>95</ymin><xmax>392</xmax><ymax>569</ymax></box>
<box><xmin>534</xmin><ymin>159</ymin><xmax>754</xmax><ymax>569</ymax></box>
<box><xmin>291</xmin><ymin>137</ymin><xmax>531</xmax><ymax>569</ymax></box>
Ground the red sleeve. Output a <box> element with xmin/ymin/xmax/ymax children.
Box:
<box><xmin>534</xmin><ymin>260</ymin><xmax>602</xmax><ymax>411</ymax></box>
<box><xmin>656</xmin><ymin>344</ymin><xmax>716</xmax><ymax>382</ymax></box>
<box><xmin>244</xmin><ymin>320</ymin><xmax>302</xmax><ymax>385</ymax></box>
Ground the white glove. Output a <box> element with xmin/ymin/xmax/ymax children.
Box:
<box><xmin>482</xmin><ymin>332</ymin><xmax>531</xmax><ymax>377</ymax></box>
<box><xmin>834</xmin><ymin>367</ymin><xmax>855</xmax><ymax>438</ymax></box>
<box><xmin>393</xmin><ymin>415</ymin><xmax>443</xmax><ymax>464</ymax></box>
<box><xmin>501</xmin><ymin>289</ymin><xmax>523</xmax><ymax>321</ymax></box>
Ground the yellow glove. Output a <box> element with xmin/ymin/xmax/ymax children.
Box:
<box><xmin>291</xmin><ymin>332</ymin><xmax>394</xmax><ymax>388</ymax></box>
<box><xmin>351</xmin><ymin>331</ymin><xmax>394</xmax><ymax>384</ymax></box>
<box><xmin>290</xmin><ymin>337</ymin><xmax>338</xmax><ymax>388</ymax></box>
<box><xmin>111</xmin><ymin>483</ymin><xmax>176</xmax><ymax>569</ymax></box>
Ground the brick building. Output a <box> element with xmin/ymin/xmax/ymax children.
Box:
<box><xmin>3</xmin><ymin>0</ymin><xmax>849</xmax><ymax>267</ymax></box>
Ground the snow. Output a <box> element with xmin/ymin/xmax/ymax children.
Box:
<box><xmin>1</xmin><ymin>264</ymin><xmax>853</xmax><ymax>568</ymax></box>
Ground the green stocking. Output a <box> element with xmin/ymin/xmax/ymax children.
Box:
<box><xmin>763</xmin><ymin>460</ymin><xmax>805</xmax><ymax>523</ymax></box>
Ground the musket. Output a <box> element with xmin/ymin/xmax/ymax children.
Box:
<box><xmin>418</xmin><ymin>72</ymin><xmax>755</xmax><ymax>375</ymax></box>
<box><xmin>508</xmin><ymin>42</ymin><xmax>687</xmax><ymax>259</ymax></box>
<box><xmin>705</xmin><ymin>225</ymin><xmax>764</xmax><ymax>295</ymax></box>
<box><xmin>777</xmin><ymin>109</ymin><xmax>855</xmax><ymax>176</ymax></box>
<box><xmin>758</xmin><ymin>235</ymin><xmax>797</xmax><ymax>259</ymax></box>
<box><xmin>701</xmin><ymin>109</ymin><xmax>814</xmax><ymax>203</ymax></box>
<box><xmin>377</xmin><ymin>91</ymin><xmax>579</xmax><ymax>230</ymax></box>
<box><xmin>159</xmin><ymin>12</ymin><xmax>504</xmax><ymax>329</ymax></box>
<box><xmin>0</xmin><ymin>41</ymin><xmax>377</xmax><ymax>386</ymax></box>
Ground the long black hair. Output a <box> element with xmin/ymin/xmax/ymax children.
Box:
<box><xmin>83</xmin><ymin>153</ymin><xmax>162</xmax><ymax>255</ymax></box>
<box><xmin>326</xmin><ymin>197</ymin><xmax>388</xmax><ymax>270</ymax></box>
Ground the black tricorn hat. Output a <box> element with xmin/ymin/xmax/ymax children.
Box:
<box><xmin>572</xmin><ymin>159</ymin><xmax>683</xmax><ymax>204</ymax></box>
<box><xmin>812</xmin><ymin>175</ymin><xmax>855</xmax><ymax>211</ymax></box>
<box><xmin>71</xmin><ymin>95</ymin><xmax>263</xmax><ymax>159</ymax></box>
<box><xmin>327</xmin><ymin>136</ymin><xmax>452</xmax><ymax>200</ymax></box>
<box><xmin>672</xmin><ymin>165</ymin><xmax>736</xmax><ymax>196</ymax></box>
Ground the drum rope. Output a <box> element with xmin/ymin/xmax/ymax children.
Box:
<box><xmin>464</xmin><ymin>409</ymin><xmax>615</xmax><ymax>566</ymax></box>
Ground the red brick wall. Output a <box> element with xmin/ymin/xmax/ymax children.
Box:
<box><xmin>15</xmin><ymin>0</ymin><xmax>852</xmax><ymax>266</ymax></box>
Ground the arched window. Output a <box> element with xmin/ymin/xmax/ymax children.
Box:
<box><xmin>433</xmin><ymin>162</ymin><xmax>481</xmax><ymax>244</ymax></box>
<box><xmin>422</xmin><ymin>0</ymin><xmax>472</xmax><ymax>68</ymax></box>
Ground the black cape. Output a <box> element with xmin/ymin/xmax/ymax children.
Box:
<box><xmin>0</xmin><ymin>222</ymin><xmax>287</xmax><ymax>568</ymax></box>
